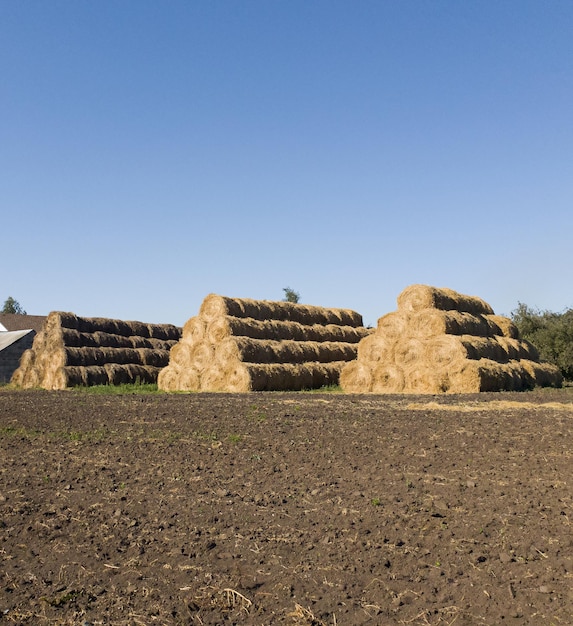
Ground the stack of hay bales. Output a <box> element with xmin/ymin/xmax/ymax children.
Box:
<box><xmin>158</xmin><ymin>294</ymin><xmax>370</xmax><ymax>392</ymax></box>
<box><xmin>11</xmin><ymin>312</ymin><xmax>181</xmax><ymax>390</ymax></box>
<box><xmin>340</xmin><ymin>284</ymin><xmax>562</xmax><ymax>393</ymax></box>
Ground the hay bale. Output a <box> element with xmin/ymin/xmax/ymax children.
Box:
<box><xmin>10</xmin><ymin>311</ymin><xmax>181</xmax><ymax>389</ymax></box>
<box><xmin>183</xmin><ymin>317</ymin><xmax>207</xmax><ymax>343</ymax></box>
<box><xmin>520</xmin><ymin>360</ymin><xmax>563</xmax><ymax>388</ymax></box>
<box><xmin>409</xmin><ymin>309</ymin><xmax>503</xmax><ymax>338</ymax></box>
<box><xmin>340</xmin><ymin>284</ymin><xmax>562</xmax><ymax>394</ymax></box>
<box><xmin>200</xmin><ymin>294</ymin><xmax>363</xmax><ymax>327</ymax></box>
<box><xmin>160</xmin><ymin>294</ymin><xmax>367</xmax><ymax>392</ymax></box>
<box><xmin>488</xmin><ymin>315</ymin><xmax>520</xmax><ymax>339</ymax></box>
<box><xmin>397</xmin><ymin>284</ymin><xmax>494</xmax><ymax>315</ymax></box>
<box><xmin>371</xmin><ymin>362</ymin><xmax>405</xmax><ymax>393</ymax></box>
<box><xmin>339</xmin><ymin>360</ymin><xmax>374</xmax><ymax>393</ymax></box>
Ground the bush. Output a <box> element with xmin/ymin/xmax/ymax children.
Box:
<box><xmin>511</xmin><ymin>303</ymin><xmax>573</xmax><ymax>381</ymax></box>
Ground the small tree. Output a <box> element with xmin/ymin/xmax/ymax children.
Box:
<box><xmin>282</xmin><ymin>287</ymin><xmax>300</xmax><ymax>303</ymax></box>
<box><xmin>2</xmin><ymin>297</ymin><xmax>27</xmax><ymax>315</ymax></box>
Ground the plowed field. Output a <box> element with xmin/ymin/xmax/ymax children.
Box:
<box><xmin>1</xmin><ymin>388</ymin><xmax>572</xmax><ymax>625</ymax></box>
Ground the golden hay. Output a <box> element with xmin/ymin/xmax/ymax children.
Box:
<box><xmin>357</xmin><ymin>334</ymin><xmax>396</xmax><ymax>363</ymax></box>
<box><xmin>397</xmin><ymin>284</ymin><xmax>494</xmax><ymax>315</ymax></box>
<box><xmin>488</xmin><ymin>315</ymin><xmax>520</xmax><ymax>339</ymax></box>
<box><xmin>160</xmin><ymin>294</ymin><xmax>367</xmax><ymax>392</ymax></box>
<box><xmin>11</xmin><ymin>312</ymin><xmax>180</xmax><ymax>389</ymax></box>
<box><xmin>408</xmin><ymin>309</ymin><xmax>504</xmax><ymax>338</ymax></box>
<box><xmin>206</xmin><ymin>315</ymin><xmax>368</xmax><ymax>344</ymax></box>
<box><xmin>371</xmin><ymin>362</ymin><xmax>406</xmax><ymax>394</ymax></box>
<box><xmin>340</xmin><ymin>284</ymin><xmax>562</xmax><ymax>394</ymax></box>
<box><xmin>339</xmin><ymin>360</ymin><xmax>374</xmax><ymax>393</ymax></box>
<box><xmin>199</xmin><ymin>294</ymin><xmax>363</xmax><ymax>327</ymax></box>
<box><xmin>183</xmin><ymin>316</ymin><xmax>207</xmax><ymax>343</ymax></box>
<box><xmin>376</xmin><ymin>311</ymin><xmax>411</xmax><ymax>337</ymax></box>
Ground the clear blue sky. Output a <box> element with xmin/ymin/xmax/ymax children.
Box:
<box><xmin>2</xmin><ymin>1</ymin><xmax>572</xmax><ymax>327</ymax></box>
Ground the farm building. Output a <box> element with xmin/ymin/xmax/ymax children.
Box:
<box><xmin>340</xmin><ymin>284</ymin><xmax>562</xmax><ymax>394</ymax></box>
<box><xmin>0</xmin><ymin>314</ymin><xmax>46</xmax><ymax>383</ymax></box>
<box><xmin>11</xmin><ymin>312</ymin><xmax>181</xmax><ymax>389</ymax></box>
<box><xmin>158</xmin><ymin>294</ymin><xmax>371</xmax><ymax>392</ymax></box>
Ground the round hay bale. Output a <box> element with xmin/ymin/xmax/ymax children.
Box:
<box><xmin>488</xmin><ymin>315</ymin><xmax>520</xmax><ymax>339</ymax></box>
<box><xmin>377</xmin><ymin>311</ymin><xmax>411</xmax><ymax>337</ymax></box>
<box><xmin>82</xmin><ymin>366</ymin><xmax>110</xmax><ymax>386</ymax></box>
<box><xmin>199</xmin><ymin>294</ymin><xmax>363</xmax><ymax>327</ymax></box>
<box><xmin>147</xmin><ymin>323</ymin><xmax>181</xmax><ymax>341</ymax></box>
<box><xmin>496</xmin><ymin>336</ymin><xmax>539</xmax><ymax>361</ymax></box>
<box><xmin>126</xmin><ymin>320</ymin><xmax>151</xmax><ymax>338</ymax></box>
<box><xmin>183</xmin><ymin>316</ymin><xmax>207</xmax><ymax>343</ymax></box>
<box><xmin>448</xmin><ymin>359</ymin><xmax>514</xmax><ymax>393</ymax></box>
<box><xmin>136</xmin><ymin>348</ymin><xmax>170</xmax><ymax>368</ymax></box>
<box><xmin>394</xmin><ymin>337</ymin><xmax>426</xmax><ymax>367</ymax></box>
<box><xmin>340</xmin><ymin>360</ymin><xmax>373</xmax><ymax>393</ymax></box>
<box><xmin>371</xmin><ymin>362</ymin><xmax>406</xmax><ymax>393</ymax></box>
<box><xmin>357</xmin><ymin>333</ymin><xmax>396</xmax><ymax>363</ymax></box>
<box><xmin>520</xmin><ymin>360</ymin><xmax>563</xmax><ymax>388</ymax></box>
<box><xmin>45</xmin><ymin>311</ymin><xmax>79</xmax><ymax>332</ymax></box>
<box><xmin>190</xmin><ymin>342</ymin><xmax>217</xmax><ymax>371</ymax></box>
<box><xmin>409</xmin><ymin>310</ymin><xmax>502</xmax><ymax>338</ymax></box>
<box><xmin>168</xmin><ymin>341</ymin><xmax>195</xmax><ymax>369</ymax></box>
<box><xmin>397</xmin><ymin>284</ymin><xmax>494</xmax><ymax>315</ymax></box>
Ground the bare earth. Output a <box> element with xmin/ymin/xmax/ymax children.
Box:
<box><xmin>1</xmin><ymin>388</ymin><xmax>572</xmax><ymax>625</ymax></box>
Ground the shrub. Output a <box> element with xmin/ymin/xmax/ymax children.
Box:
<box><xmin>511</xmin><ymin>303</ymin><xmax>573</xmax><ymax>380</ymax></box>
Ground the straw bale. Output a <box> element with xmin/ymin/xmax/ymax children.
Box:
<box><xmin>394</xmin><ymin>337</ymin><xmax>426</xmax><ymax>367</ymax></box>
<box><xmin>44</xmin><ymin>311</ymin><xmax>80</xmax><ymax>332</ymax></box>
<box><xmin>488</xmin><ymin>315</ymin><xmax>520</xmax><ymax>339</ymax></box>
<box><xmin>85</xmin><ymin>331</ymin><xmax>120</xmax><ymax>348</ymax></box>
<box><xmin>423</xmin><ymin>335</ymin><xmax>510</xmax><ymax>365</ymax></box>
<box><xmin>357</xmin><ymin>334</ymin><xmax>396</xmax><ymax>363</ymax></box>
<box><xmin>371</xmin><ymin>363</ymin><xmax>406</xmax><ymax>393</ymax></box>
<box><xmin>174</xmin><ymin>366</ymin><xmax>201</xmax><ymax>391</ymax></box>
<box><xmin>403</xmin><ymin>362</ymin><xmax>451</xmax><ymax>394</ymax></box>
<box><xmin>167</xmin><ymin>341</ymin><xmax>195</xmax><ymax>369</ymax></box>
<box><xmin>447</xmin><ymin>359</ymin><xmax>515</xmax><ymax>393</ymax></box>
<box><xmin>520</xmin><ymin>360</ymin><xmax>562</xmax><ymax>388</ymax></box>
<box><xmin>190</xmin><ymin>342</ymin><xmax>217</xmax><ymax>371</ymax></box>
<box><xmin>199</xmin><ymin>294</ymin><xmax>363</xmax><ymax>327</ymax></box>
<box><xmin>10</xmin><ymin>310</ymin><xmax>179</xmax><ymax>389</ymax></box>
<box><xmin>496</xmin><ymin>336</ymin><xmax>539</xmax><ymax>362</ymax></box>
<box><xmin>215</xmin><ymin>336</ymin><xmax>357</xmax><ymax>366</ymax></box>
<box><xmin>104</xmin><ymin>363</ymin><xmax>159</xmax><ymax>385</ymax></box>
<box><xmin>147</xmin><ymin>323</ymin><xmax>181</xmax><ymax>341</ymax></box>
<box><xmin>377</xmin><ymin>311</ymin><xmax>411</xmax><ymax>337</ymax></box>
<box><xmin>10</xmin><ymin>349</ymin><xmax>36</xmax><ymax>388</ymax></box>
<box><xmin>157</xmin><ymin>366</ymin><xmax>178</xmax><ymax>391</ymax></box>
<box><xmin>183</xmin><ymin>316</ymin><xmax>206</xmax><ymax>343</ymax></box>
<box><xmin>83</xmin><ymin>366</ymin><xmax>110</xmax><ymax>386</ymax></box>
<box><xmin>136</xmin><ymin>348</ymin><xmax>170</xmax><ymax>368</ymax></box>
<box><xmin>339</xmin><ymin>361</ymin><xmax>374</xmax><ymax>393</ymax></box>
<box><xmin>409</xmin><ymin>310</ymin><xmax>503</xmax><ymax>338</ymax></box>
<box><xmin>206</xmin><ymin>315</ymin><xmax>368</xmax><ymax>344</ymax></box>
<box><xmin>397</xmin><ymin>284</ymin><xmax>494</xmax><ymax>315</ymax></box>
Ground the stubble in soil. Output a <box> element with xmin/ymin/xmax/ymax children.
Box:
<box><xmin>1</xmin><ymin>388</ymin><xmax>572</xmax><ymax>625</ymax></box>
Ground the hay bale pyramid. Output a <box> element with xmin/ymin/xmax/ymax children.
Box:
<box><xmin>158</xmin><ymin>294</ymin><xmax>370</xmax><ymax>392</ymax></box>
<box><xmin>11</xmin><ymin>312</ymin><xmax>181</xmax><ymax>390</ymax></box>
<box><xmin>340</xmin><ymin>284</ymin><xmax>562</xmax><ymax>394</ymax></box>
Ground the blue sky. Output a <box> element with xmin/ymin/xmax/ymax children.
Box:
<box><xmin>2</xmin><ymin>1</ymin><xmax>572</xmax><ymax>327</ymax></box>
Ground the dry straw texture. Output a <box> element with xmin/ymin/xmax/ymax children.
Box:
<box><xmin>340</xmin><ymin>284</ymin><xmax>562</xmax><ymax>394</ymax></box>
<box><xmin>158</xmin><ymin>294</ymin><xmax>370</xmax><ymax>392</ymax></box>
<box><xmin>11</xmin><ymin>311</ymin><xmax>181</xmax><ymax>389</ymax></box>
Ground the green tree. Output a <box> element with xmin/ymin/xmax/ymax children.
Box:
<box><xmin>511</xmin><ymin>302</ymin><xmax>573</xmax><ymax>380</ymax></box>
<box><xmin>282</xmin><ymin>287</ymin><xmax>300</xmax><ymax>303</ymax></box>
<box><xmin>2</xmin><ymin>297</ymin><xmax>27</xmax><ymax>315</ymax></box>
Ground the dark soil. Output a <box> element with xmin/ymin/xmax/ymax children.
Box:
<box><xmin>1</xmin><ymin>387</ymin><xmax>572</xmax><ymax>625</ymax></box>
